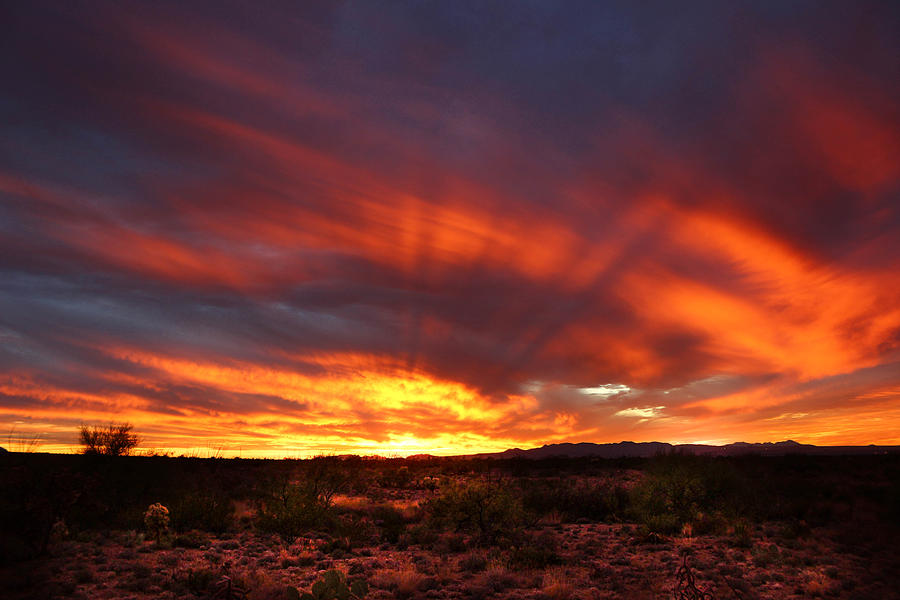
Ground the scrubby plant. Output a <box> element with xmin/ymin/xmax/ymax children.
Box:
<box><xmin>173</xmin><ymin>529</ymin><xmax>208</xmax><ymax>548</ymax></box>
<box><xmin>257</xmin><ymin>460</ymin><xmax>350</xmax><ymax>539</ymax></box>
<box><xmin>259</xmin><ymin>490</ymin><xmax>326</xmax><ymax>539</ymax></box>
<box><xmin>509</xmin><ymin>530</ymin><xmax>561</xmax><ymax>570</ymax></box>
<box><xmin>183</xmin><ymin>568</ymin><xmax>220</xmax><ymax>596</ymax></box>
<box><xmin>517</xmin><ymin>478</ymin><xmax>614</xmax><ymax>523</ymax></box>
<box><xmin>256</xmin><ymin>478</ymin><xmax>332</xmax><ymax>539</ymax></box>
<box><xmin>541</xmin><ymin>567</ymin><xmax>574</xmax><ymax>600</ymax></box>
<box><xmin>212</xmin><ymin>575</ymin><xmax>249</xmax><ymax>600</ymax></box>
<box><xmin>692</xmin><ymin>511</ymin><xmax>728</xmax><ymax>536</ymax></box>
<box><xmin>301</xmin><ymin>569</ymin><xmax>368</xmax><ymax>600</ymax></box>
<box><xmin>377</xmin><ymin>466</ymin><xmax>412</xmax><ymax>489</ymax></box>
<box><xmin>144</xmin><ymin>502</ymin><xmax>170</xmax><ymax>542</ymax></box>
<box><xmin>79</xmin><ymin>422</ymin><xmax>139</xmax><ymax>456</ymax></box>
<box><xmin>459</xmin><ymin>551</ymin><xmax>488</xmax><ymax>573</ymax></box>
<box><xmin>730</xmin><ymin>518</ymin><xmax>753</xmax><ymax>548</ymax></box>
<box><xmin>171</xmin><ymin>490</ymin><xmax>234</xmax><ymax>533</ymax></box>
<box><xmin>630</xmin><ymin>455</ymin><xmax>748</xmax><ymax>533</ymax></box>
<box><xmin>369</xmin><ymin>503</ymin><xmax>407</xmax><ymax>543</ymax></box>
<box><xmin>425</xmin><ymin>478</ymin><xmax>525</xmax><ymax>546</ymax></box>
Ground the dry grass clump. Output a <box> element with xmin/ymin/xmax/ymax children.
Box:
<box><xmin>541</xmin><ymin>566</ymin><xmax>575</xmax><ymax>600</ymax></box>
<box><xmin>458</xmin><ymin>550</ymin><xmax>488</xmax><ymax>573</ymax></box>
<box><xmin>541</xmin><ymin>510</ymin><xmax>565</xmax><ymax>526</ymax></box>
<box><xmin>429</xmin><ymin>557</ymin><xmax>456</xmax><ymax>584</ymax></box>
<box><xmin>800</xmin><ymin>567</ymin><xmax>832</xmax><ymax>597</ymax></box>
<box><xmin>479</xmin><ymin>560</ymin><xmax>520</xmax><ymax>594</ymax></box>
<box><xmin>371</xmin><ymin>564</ymin><xmax>429</xmax><ymax>599</ymax></box>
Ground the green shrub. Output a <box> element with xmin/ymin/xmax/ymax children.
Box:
<box><xmin>630</xmin><ymin>455</ymin><xmax>748</xmax><ymax>532</ymax></box>
<box><xmin>257</xmin><ymin>480</ymin><xmax>333</xmax><ymax>540</ymax></box>
<box><xmin>640</xmin><ymin>513</ymin><xmax>681</xmax><ymax>536</ymax></box>
<box><xmin>425</xmin><ymin>479</ymin><xmax>525</xmax><ymax>547</ymax></box>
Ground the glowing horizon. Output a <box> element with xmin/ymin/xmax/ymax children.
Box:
<box><xmin>2</xmin><ymin>2</ymin><xmax>899</xmax><ymax>457</ymax></box>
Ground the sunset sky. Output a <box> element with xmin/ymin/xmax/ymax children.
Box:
<box><xmin>2</xmin><ymin>1</ymin><xmax>899</xmax><ymax>457</ymax></box>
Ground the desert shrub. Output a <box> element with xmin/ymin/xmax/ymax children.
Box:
<box><xmin>144</xmin><ymin>502</ymin><xmax>170</xmax><ymax>541</ymax></box>
<box><xmin>79</xmin><ymin>423</ymin><xmax>139</xmax><ymax>456</ymax></box>
<box><xmin>435</xmin><ymin>531</ymin><xmax>467</xmax><ymax>553</ymax></box>
<box><xmin>370</xmin><ymin>568</ymin><xmax>425</xmax><ymax>599</ymax></box>
<box><xmin>630</xmin><ymin>464</ymin><xmax>704</xmax><ymax>526</ymax></box>
<box><xmin>541</xmin><ymin>567</ymin><xmax>574</xmax><ymax>600</ymax></box>
<box><xmin>173</xmin><ymin>529</ymin><xmax>208</xmax><ymax>548</ymax></box>
<box><xmin>170</xmin><ymin>490</ymin><xmax>234</xmax><ymax>533</ymax></box>
<box><xmin>692</xmin><ymin>511</ymin><xmax>729</xmax><ymax>535</ymax></box>
<box><xmin>604</xmin><ymin>485</ymin><xmax>632</xmax><ymax>521</ymax></box>
<box><xmin>425</xmin><ymin>479</ymin><xmax>525</xmax><ymax>546</ymax></box>
<box><xmin>459</xmin><ymin>551</ymin><xmax>488</xmax><ymax>573</ymax></box>
<box><xmin>509</xmin><ymin>530</ymin><xmax>561</xmax><ymax>570</ymax></box>
<box><xmin>377</xmin><ymin>466</ymin><xmax>412</xmax><ymax>489</ymax></box>
<box><xmin>369</xmin><ymin>503</ymin><xmax>407</xmax><ymax>543</ymax></box>
<box><xmin>517</xmin><ymin>478</ymin><xmax>612</xmax><ymax>522</ymax></box>
<box><xmin>182</xmin><ymin>567</ymin><xmax>220</xmax><ymax>595</ymax></box>
<box><xmin>333</xmin><ymin>513</ymin><xmax>378</xmax><ymax>548</ymax></box>
<box><xmin>640</xmin><ymin>512</ymin><xmax>681</xmax><ymax>536</ymax></box>
<box><xmin>418</xmin><ymin>476</ymin><xmax>440</xmax><ymax>492</ymax></box>
<box><xmin>256</xmin><ymin>457</ymin><xmax>354</xmax><ymax>540</ymax></box>
<box><xmin>630</xmin><ymin>455</ymin><xmax>748</xmax><ymax>531</ymax></box>
<box><xmin>401</xmin><ymin>522</ymin><xmax>440</xmax><ymax>548</ymax></box>
<box><xmin>121</xmin><ymin>530</ymin><xmax>145</xmax><ymax>547</ymax></box>
<box><xmin>301</xmin><ymin>569</ymin><xmax>368</xmax><ymax>600</ymax></box>
<box><xmin>751</xmin><ymin>543</ymin><xmax>781</xmax><ymax>567</ymax></box>
<box><xmin>256</xmin><ymin>478</ymin><xmax>334</xmax><ymax>540</ymax></box>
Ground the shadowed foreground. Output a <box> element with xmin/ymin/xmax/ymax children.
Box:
<box><xmin>2</xmin><ymin>452</ymin><xmax>898</xmax><ymax>599</ymax></box>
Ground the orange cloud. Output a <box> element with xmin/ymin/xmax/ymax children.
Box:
<box><xmin>2</xmin><ymin>4</ymin><xmax>899</xmax><ymax>456</ymax></box>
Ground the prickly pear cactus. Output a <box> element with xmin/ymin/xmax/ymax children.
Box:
<box><xmin>300</xmin><ymin>569</ymin><xmax>367</xmax><ymax>600</ymax></box>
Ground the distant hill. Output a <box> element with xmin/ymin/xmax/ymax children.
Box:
<box><xmin>473</xmin><ymin>440</ymin><xmax>900</xmax><ymax>459</ymax></box>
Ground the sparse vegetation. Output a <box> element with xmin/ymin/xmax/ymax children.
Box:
<box><xmin>424</xmin><ymin>478</ymin><xmax>526</xmax><ymax>546</ymax></box>
<box><xmin>1</xmin><ymin>451</ymin><xmax>898</xmax><ymax>598</ymax></box>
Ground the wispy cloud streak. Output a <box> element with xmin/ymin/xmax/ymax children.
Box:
<box><xmin>1</xmin><ymin>1</ymin><xmax>898</xmax><ymax>454</ymax></box>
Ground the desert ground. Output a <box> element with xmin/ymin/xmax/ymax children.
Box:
<box><xmin>2</xmin><ymin>453</ymin><xmax>898</xmax><ymax>599</ymax></box>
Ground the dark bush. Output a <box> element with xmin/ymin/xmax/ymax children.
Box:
<box><xmin>517</xmin><ymin>478</ymin><xmax>613</xmax><ymax>522</ymax></box>
<box><xmin>509</xmin><ymin>530</ymin><xmax>561</xmax><ymax>569</ymax></box>
<box><xmin>425</xmin><ymin>478</ymin><xmax>525</xmax><ymax>546</ymax></box>
<box><xmin>378</xmin><ymin>465</ymin><xmax>413</xmax><ymax>489</ymax></box>
<box><xmin>370</xmin><ymin>503</ymin><xmax>407</xmax><ymax>543</ymax></box>
<box><xmin>79</xmin><ymin>423</ymin><xmax>139</xmax><ymax>456</ymax></box>
<box><xmin>630</xmin><ymin>455</ymin><xmax>748</xmax><ymax>531</ymax></box>
<box><xmin>170</xmin><ymin>490</ymin><xmax>234</xmax><ymax>533</ymax></box>
<box><xmin>257</xmin><ymin>480</ymin><xmax>333</xmax><ymax>539</ymax></box>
